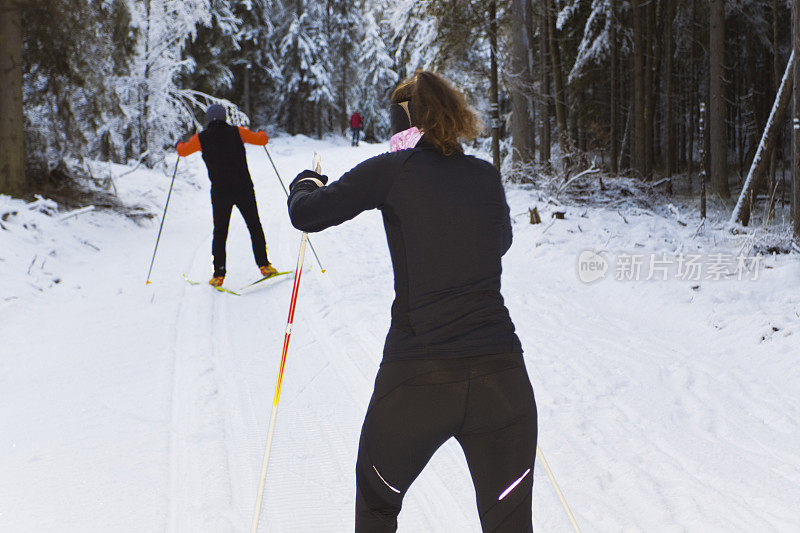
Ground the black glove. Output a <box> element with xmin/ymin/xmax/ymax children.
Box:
<box><xmin>289</xmin><ymin>169</ymin><xmax>329</xmax><ymax>192</ymax></box>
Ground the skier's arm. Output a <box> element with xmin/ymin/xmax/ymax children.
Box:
<box><xmin>176</xmin><ymin>134</ymin><xmax>201</xmax><ymax>157</ymax></box>
<box><xmin>238</xmin><ymin>127</ymin><xmax>269</xmax><ymax>146</ymax></box>
<box><xmin>495</xmin><ymin>170</ymin><xmax>513</xmax><ymax>254</ymax></box>
<box><xmin>287</xmin><ymin>155</ymin><xmax>393</xmax><ymax>233</ymax></box>
<box><xmin>502</xmin><ymin>197</ymin><xmax>513</xmax><ymax>254</ymax></box>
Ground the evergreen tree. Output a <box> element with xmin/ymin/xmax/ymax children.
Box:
<box><xmin>21</xmin><ymin>0</ymin><xmax>135</xmax><ymax>176</ymax></box>
<box><xmin>279</xmin><ymin>1</ymin><xmax>335</xmax><ymax>136</ymax></box>
<box><xmin>329</xmin><ymin>0</ymin><xmax>364</xmax><ymax>131</ymax></box>
<box><xmin>357</xmin><ymin>11</ymin><xmax>397</xmax><ymax>140</ymax></box>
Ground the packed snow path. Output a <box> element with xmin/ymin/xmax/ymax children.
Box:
<box><xmin>2</xmin><ymin>136</ymin><xmax>798</xmax><ymax>532</ymax></box>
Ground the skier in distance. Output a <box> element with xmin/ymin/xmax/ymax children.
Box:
<box><xmin>287</xmin><ymin>71</ymin><xmax>537</xmax><ymax>532</ymax></box>
<box><xmin>350</xmin><ymin>110</ymin><xmax>364</xmax><ymax>146</ymax></box>
<box><xmin>177</xmin><ymin>104</ymin><xmax>277</xmax><ymax>287</ymax></box>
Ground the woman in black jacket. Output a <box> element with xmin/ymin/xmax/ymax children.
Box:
<box><xmin>287</xmin><ymin>71</ymin><xmax>537</xmax><ymax>532</ymax></box>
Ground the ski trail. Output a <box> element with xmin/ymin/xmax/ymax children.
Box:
<box><xmin>166</xmin><ymin>233</ymin><xmax>235</xmax><ymax>532</ymax></box>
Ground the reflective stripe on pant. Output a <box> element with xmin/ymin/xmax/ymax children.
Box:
<box><xmin>355</xmin><ymin>353</ymin><xmax>537</xmax><ymax>532</ymax></box>
<box><xmin>211</xmin><ymin>187</ymin><xmax>268</xmax><ymax>277</ymax></box>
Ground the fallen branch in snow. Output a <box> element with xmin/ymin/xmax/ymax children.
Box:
<box><xmin>730</xmin><ymin>51</ymin><xmax>794</xmax><ymax>227</ymax></box>
<box><xmin>617</xmin><ymin>209</ymin><xmax>628</xmax><ymax>224</ymax></box>
<box><xmin>667</xmin><ymin>204</ymin><xmax>688</xmax><ymax>227</ymax></box>
<box><xmin>649</xmin><ymin>177</ymin><xmax>671</xmax><ymax>189</ymax></box>
<box><xmin>25</xmin><ymin>196</ymin><xmax>58</xmax><ymax>215</ymax></box>
<box><xmin>58</xmin><ymin>205</ymin><xmax>95</xmax><ymax>222</ymax></box>
<box><xmin>117</xmin><ymin>152</ymin><xmax>150</xmax><ymax>178</ymax></box>
<box><xmin>557</xmin><ymin>166</ymin><xmax>601</xmax><ymax>196</ymax></box>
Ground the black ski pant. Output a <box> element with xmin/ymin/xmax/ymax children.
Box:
<box><xmin>211</xmin><ymin>187</ymin><xmax>268</xmax><ymax>277</ymax></box>
<box><xmin>352</xmin><ymin>127</ymin><xmax>361</xmax><ymax>146</ymax></box>
<box><xmin>355</xmin><ymin>352</ymin><xmax>537</xmax><ymax>532</ymax></box>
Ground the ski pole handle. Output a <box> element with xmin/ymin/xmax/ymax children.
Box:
<box><xmin>263</xmin><ymin>146</ymin><xmax>327</xmax><ymax>272</ymax></box>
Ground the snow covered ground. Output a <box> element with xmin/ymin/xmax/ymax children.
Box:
<box><xmin>1</xmin><ymin>136</ymin><xmax>799</xmax><ymax>532</ymax></box>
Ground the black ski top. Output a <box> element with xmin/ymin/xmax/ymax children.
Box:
<box><xmin>198</xmin><ymin>122</ymin><xmax>254</xmax><ymax>192</ymax></box>
<box><xmin>288</xmin><ymin>138</ymin><xmax>522</xmax><ymax>361</ymax></box>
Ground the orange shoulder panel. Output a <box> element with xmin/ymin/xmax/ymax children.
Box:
<box><xmin>238</xmin><ymin>126</ymin><xmax>269</xmax><ymax>146</ymax></box>
<box><xmin>176</xmin><ymin>134</ymin><xmax>201</xmax><ymax>157</ymax></box>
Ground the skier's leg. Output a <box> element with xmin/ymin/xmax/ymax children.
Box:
<box><xmin>234</xmin><ymin>189</ymin><xmax>269</xmax><ymax>267</ymax></box>
<box><xmin>355</xmin><ymin>360</ymin><xmax>468</xmax><ymax>532</ymax></box>
<box><xmin>455</xmin><ymin>357</ymin><xmax>537</xmax><ymax>532</ymax></box>
<box><xmin>211</xmin><ymin>190</ymin><xmax>235</xmax><ymax>277</ymax></box>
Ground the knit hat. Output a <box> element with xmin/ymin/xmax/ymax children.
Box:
<box><xmin>206</xmin><ymin>104</ymin><xmax>227</xmax><ymax>125</ymax></box>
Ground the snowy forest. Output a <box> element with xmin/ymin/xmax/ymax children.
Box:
<box><xmin>3</xmin><ymin>2</ymin><xmax>800</xmax><ymax>531</ymax></box>
<box><xmin>0</xmin><ymin>0</ymin><xmax>798</xmax><ymax>241</ymax></box>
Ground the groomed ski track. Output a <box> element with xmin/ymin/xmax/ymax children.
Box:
<box><xmin>1</xmin><ymin>136</ymin><xmax>798</xmax><ymax>532</ymax></box>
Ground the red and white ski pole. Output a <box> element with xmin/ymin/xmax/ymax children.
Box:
<box><xmin>250</xmin><ymin>153</ymin><xmax>322</xmax><ymax>533</ymax></box>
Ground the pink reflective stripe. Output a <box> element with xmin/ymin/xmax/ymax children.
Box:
<box><xmin>372</xmin><ymin>465</ymin><xmax>401</xmax><ymax>494</ymax></box>
<box><xmin>498</xmin><ymin>468</ymin><xmax>531</xmax><ymax>501</ymax></box>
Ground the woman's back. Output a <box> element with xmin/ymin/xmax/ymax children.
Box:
<box><xmin>378</xmin><ymin>140</ymin><xmax>521</xmax><ymax>359</ymax></box>
<box><xmin>288</xmin><ymin>137</ymin><xmax>521</xmax><ymax>361</ymax></box>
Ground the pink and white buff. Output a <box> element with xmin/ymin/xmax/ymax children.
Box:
<box><xmin>389</xmin><ymin>127</ymin><xmax>423</xmax><ymax>152</ymax></box>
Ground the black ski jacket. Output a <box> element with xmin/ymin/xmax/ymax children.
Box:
<box><xmin>288</xmin><ymin>138</ymin><xmax>522</xmax><ymax>361</ymax></box>
<box><xmin>198</xmin><ymin>122</ymin><xmax>254</xmax><ymax>192</ymax></box>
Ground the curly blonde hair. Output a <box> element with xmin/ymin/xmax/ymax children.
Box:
<box><xmin>391</xmin><ymin>71</ymin><xmax>482</xmax><ymax>156</ymax></box>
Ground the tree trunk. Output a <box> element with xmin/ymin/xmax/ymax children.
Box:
<box><xmin>688</xmin><ymin>1</ymin><xmax>697</xmax><ymax>191</ymax></box>
<box><xmin>510</xmin><ymin>0</ymin><xmax>533</xmax><ymax>165</ymax></box>
<box><xmin>700</xmin><ymin>102</ymin><xmax>707</xmax><ymax>219</ymax></box>
<box><xmin>524</xmin><ymin>0</ymin><xmax>537</xmax><ymax>156</ymax></box>
<box><xmin>489</xmin><ymin>0</ymin><xmax>501</xmax><ymax>170</ymax></box>
<box><xmin>0</xmin><ymin>0</ymin><xmax>25</xmax><ymax>195</ymax></box>
<box><xmin>709</xmin><ymin>0</ymin><xmax>729</xmax><ymax>198</ymax></box>
<box><xmin>538</xmin><ymin>2</ymin><xmax>551</xmax><ymax>165</ymax></box>
<box><xmin>731</xmin><ymin>52</ymin><xmax>794</xmax><ymax>226</ymax></box>
<box><xmin>793</xmin><ymin>0</ymin><xmax>800</xmax><ymax>238</ymax></box>
<box><xmin>664</xmin><ymin>0</ymin><xmax>674</xmax><ymax>194</ymax></box>
<box><xmin>769</xmin><ymin>0</ymin><xmax>780</xmax><ymax>207</ymax></box>
<box><xmin>609</xmin><ymin>0</ymin><xmax>618</xmax><ymax>174</ymax></box>
<box><xmin>243</xmin><ymin>66</ymin><xmax>252</xmax><ymax>120</ymax></box>
<box><xmin>643</xmin><ymin>0</ymin><xmax>656</xmax><ymax>178</ymax></box>
<box><xmin>546</xmin><ymin>0</ymin><xmax>568</xmax><ymax>157</ymax></box>
<box><xmin>631</xmin><ymin>0</ymin><xmax>646</xmax><ymax>177</ymax></box>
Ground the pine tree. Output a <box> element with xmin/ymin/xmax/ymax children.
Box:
<box><xmin>279</xmin><ymin>1</ymin><xmax>335</xmax><ymax>136</ymax></box>
<box><xmin>357</xmin><ymin>11</ymin><xmax>398</xmax><ymax>140</ymax></box>
<box><xmin>329</xmin><ymin>0</ymin><xmax>363</xmax><ymax>131</ymax></box>
<box><xmin>20</xmin><ymin>0</ymin><xmax>135</xmax><ymax>176</ymax></box>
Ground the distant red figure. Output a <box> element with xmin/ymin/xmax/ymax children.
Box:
<box><xmin>350</xmin><ymin>111</ymin><xmax>363</xmax><ymax>146</ymax></box>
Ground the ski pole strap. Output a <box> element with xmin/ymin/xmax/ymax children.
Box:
<box><xmin>296</xmin><ymin>177</ymin><xmax>325</xmax><ymax>188</ymax></box>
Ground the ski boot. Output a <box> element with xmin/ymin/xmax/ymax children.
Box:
<box><xmin>209</xmin><ymin>276</ymin><xmax>225</xmax><ymax>287</ymax></box>
<box><xmin>259</xmin><ymin>264</ymin><xmax>277</xmax><ymax>278</ymax></box>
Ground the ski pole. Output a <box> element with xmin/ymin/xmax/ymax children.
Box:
<box><xmin>263</xmin><ymin>145</ymin><xmax>326</xmax><ymax>273</ymax></box>
<box><xmin>250</xmin><ymin>154</ymin><xmax>321</xmax><ymax>533</ymax></box>
<box><xmin>145</xmin><ymin>157</ymin><xmax>180</xmax><ymax>285</ymax></box>
<box><xmin>536</xmin><ymin>444</ymin><xmax>582</xmax><ymax>533</ymax></box>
